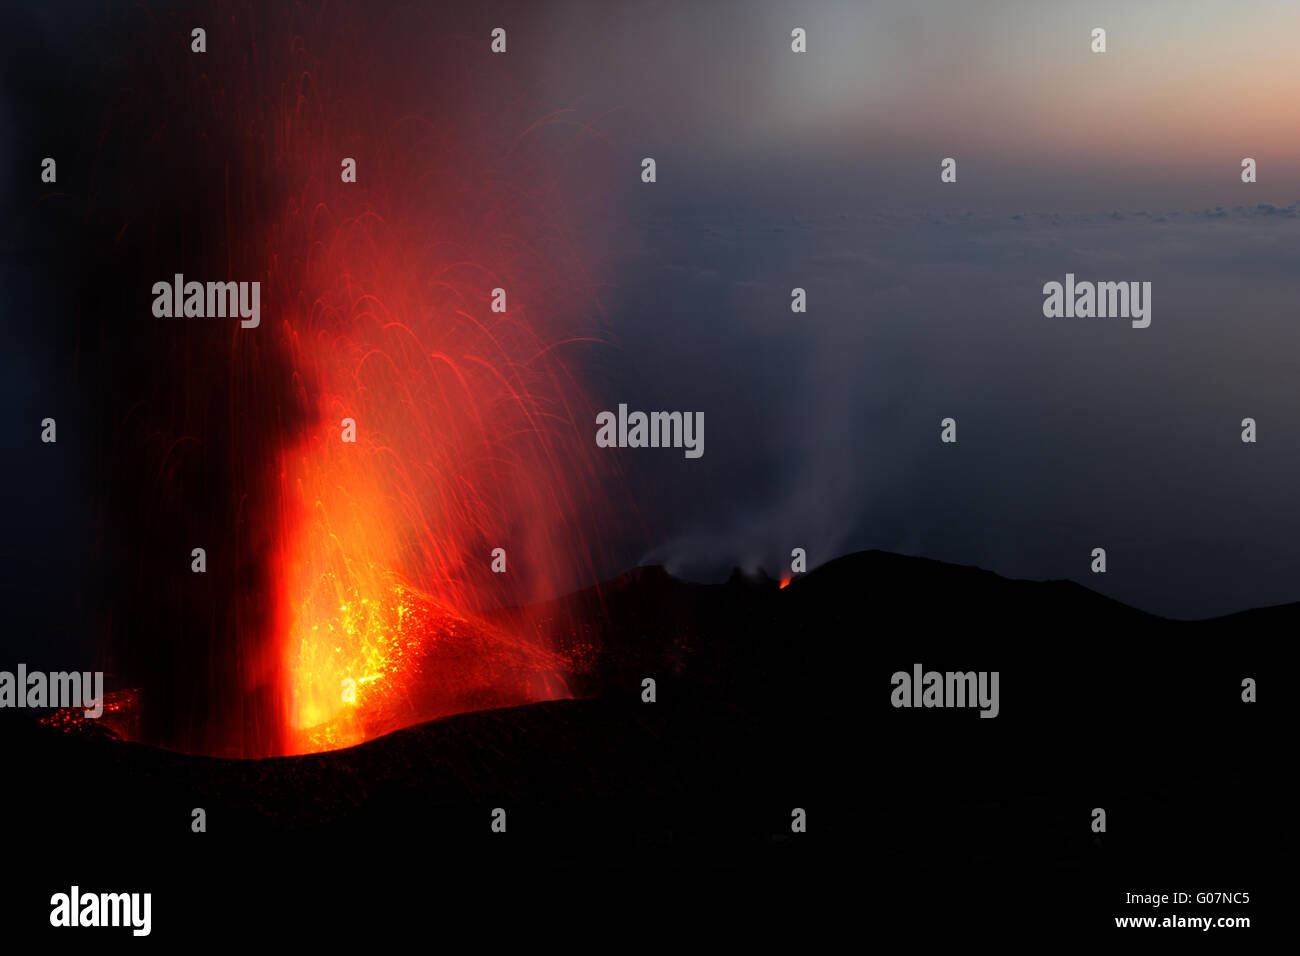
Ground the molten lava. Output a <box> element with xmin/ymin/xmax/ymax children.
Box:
<box><xmin>274</xmin><ymin>296</ymin><xmax>597</xmax><ymax>753</ymax></box>
<box><xmin>265</xmin><ymin>121</ymin><xmax>610</xmax><ymax>754</ymax></box>
<box><xmin>99</xmin><ymin>2</ymin><xmax>617</xmax><ymax>757</ymax></box>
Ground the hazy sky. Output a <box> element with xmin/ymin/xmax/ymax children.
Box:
<box><xmin>509</xmin><ymin>0</ymin><xmax>1300</xmax><ymax>213</ymax></box>
<box><xmin>504</xmin><ymin>0</ymin><xmax>1300</xmax><ymax>617</ymax></box>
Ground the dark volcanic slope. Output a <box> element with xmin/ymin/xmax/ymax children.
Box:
<box><xmin>2</xmin><ymin>550</ymin><xmax>1293</xmax><ymax>939</ymax></box>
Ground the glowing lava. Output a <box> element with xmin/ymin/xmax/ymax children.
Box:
<box><xmin>239</xmin><ymin>8</ymin><xmax>614</xmax><ymax>755</ymax></box>
<box><xmin>274</xmin><ymin>299</ymin><xmax>598</xmax><ymax>754</ymax></box>
<box><xmin>85</xmin><ymin>2</ymin><xmax>615</xmax><ymax>758</ymax></box>
<box><xmin>270</xmin><ymin>168</ymin><xmax>609</xmax><ymax>755</ymax></box>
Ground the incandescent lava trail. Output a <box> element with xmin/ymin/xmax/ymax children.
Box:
<box><xmin>82</xmin><ymin>2</ymin><xmax>617</xmax><ymax>757</ymax></box>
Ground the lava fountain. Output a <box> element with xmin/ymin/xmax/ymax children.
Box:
<box><xmin>261</xmin><ymin>21</ymin><xmax>612</xmax><ymax>756</ymax></box>
<box><xmin>273</xmin><ymin>196</ymin><xmax>607</xmax><ymax>753</ymax></box>
<box><xmin>92</xmin><ymin>2</ymin><xmax>616</xmax><ymax>757</ymax></box>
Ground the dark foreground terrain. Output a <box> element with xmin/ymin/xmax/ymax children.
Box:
<box><xmin>1</xmin><ymin>551</ymin><xmax>1292</xmax><ymax>942</ymax></box>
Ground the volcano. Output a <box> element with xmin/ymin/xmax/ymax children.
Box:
<box><xmin>10</xmin><ymin>550</ymin><xmax>1291</xmax><ymax>866</ymax></box>
<box><xmin>2</xmin><ymin>550</ymin><xmax>1293</xmax><ymax>942</ymax></box>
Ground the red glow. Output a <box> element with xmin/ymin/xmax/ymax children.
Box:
<box><xmin>122</xmin><ymin>4</ymin><xmax>616</xmax><ymax>757</ymax></box>
<box><xmin>262</xmin><ymin>62</ymin><xmax>609</xmax><ymax>755</ymax></box>
<box><xmin>272</xmin><ymin>247</ymin><xmax>603</xmax><ymax>752</ymax></box>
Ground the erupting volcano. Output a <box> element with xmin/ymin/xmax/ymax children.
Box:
<box><xmin>89</xmin><ymin>3</ymin><xmax>616</xmax><ymax>758</ymax></box>
<box><xmin>272</xmin><ymin>226</ymin><xmax>601</xmax><ymax>754</ymax></box>
<box><xmin>262</xmin><ymin>20</ymin><xmax>611</xmax><ymax>756</ymax></box>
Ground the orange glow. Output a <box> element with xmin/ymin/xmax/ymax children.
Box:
<box><xmin>256</xmin><ymin>100</ymin><xmax>611</xmax><ymax>755</ymax></box>
<box><xmin>271</xmin><ymin>247</ymin><xmax>605</xmax><ymax>753</ymax></box>
<box><xmin>135</xmin><ymin>2</ymin><xmax>616</xmax><ymax>757</ymax></box>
